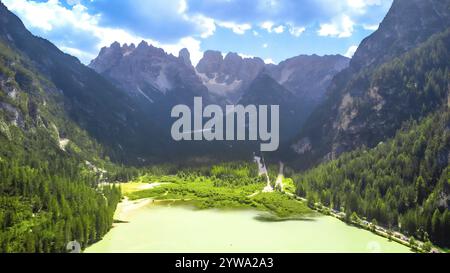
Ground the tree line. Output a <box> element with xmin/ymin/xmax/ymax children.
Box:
<box><xmin>0</xmin><ymin>129</ymin><xmax>121</xmax><ymax>252</ymax></box>
<box><xmin>295</xmin><ymin>111</ymin><xmax>450</xmax><ymax>247</ymax></box>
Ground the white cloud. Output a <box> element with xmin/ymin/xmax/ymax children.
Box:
<box><xmin>262</xmin><ymin>43</ymin><xmax>268</xmax><ymax>48</ymax></box>
<box><xmin>287</xmin><ymin>23</ymin><xmax>306</xmax><ymax>37</ymax></box>
<box><xmin>264</xmin><ymin>58</ymin><xmax>275</xmax><ymax>65</ymax></box>
<box><xmin>314</xmin><ymin>0</ymin><xmax>389</xmax><ymax>36</ymax></box>
<box><xmin>177</xmin><ymin>0</ymin><xmax>188</xmax><ymax>14</ymax></box>
<box><xmin>60</xmin><ymin>46</ymin><xmax>96</xmax><ymax>62</ymax></box>
<box><xmin>3</xmin><ymin>0</ymin><xmax>392</xmax><ymax>66</ymax></box>
<box><xmin>65</xmin><ymin>0</ymin><xmax>81</xmax><ymax>6</ymax></box>
<box><xmin>217</xmin><ymin>21</ymin><xmax>251</xmax><ymax>35</ymax></box>
<box><xmin>260</xmin><ymin>21</ymin><xmax>284</xmax><ymax>34</ymax></box>
<box><xmin>4</xmin><ymin>0</ymin><xmax>92</xmax><ymax>32</ymax></box>
<box><xmin>162</xmin><ymin>36</ymin><xmax>203</xmax><ymax>66</ymax></box>
<box><xmin>273</xmin><ymin>25</ymin><xmax>284</xmax><ymax>34</ymax></box>
<box><xmin>318</xmin><ymin>15</ymin><xmax>355</xmax><ymax>38</ymax></box>
<box><xmin>261</xmin><ymin>21</ymin><xmax>274</xmax><ymax>32</ymax></box>
<box><xmin>4</xmin><ymin>0</ymin><xmax>205</xmax><ymax>65</ymax></box>
<box><xmin>187</xmin><ymin>14</ymin><xmax>216</xmax><ymax>38</ymax></box>
<box><xmin>346</xmin><ymin>0</ymin><xmax>382</xmax><ymax>12</ymax></box>
<box><xmin>363</xmin><ymin>24</ymin><xmax>379</xmax><ymax>31</ymax></box>
<box><xmin>237</xmin><ymin>53</ymin><xmax>255</xmax><ymax>59</ymax></box>
<box><xmin>319</xmin><ymin>0</ymin><xmax>385</xmax><ymax>16</ymax></box>
<box><xmin>345</xmin><ymin>45</ymin><xmax>358</xmax><ymax>58</ymax></box>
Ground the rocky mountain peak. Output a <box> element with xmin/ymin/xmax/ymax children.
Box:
<box><xmin>351</xmin><ymin>0</ymin><xmax>450</xmax><ymax>70</ymax></box>
<box><xmin>178</xmin><ymin>48</ymin><xmax>192</xmax><ymax>67</ymax></box>
<box><xmin>90</xmin><ymin>42</ymin><xmax>125</xmax><ymax>73</ymax></box>
<box><xmin>266</xmin><ymin>54</ymin><xmax>349</xmax><ymax>104</ymax></box>
<box><xmin>123</xmin><ymin>43</ymin><xmax>136</xmax><ymax>52</ymax></box>
<box><xmin>89</xmin><ymin>41</ymin><xmax>209</xmax><ymax>105</ymax></box>
<box><xmin>195</xmin><ymin>50</ymin><xmax>266</xmax><ymax>101</ymax></box>
<box><xmin>223</xmin><ymin>52</ymin><xmax>241</xmax><ymax>63</ymax></box>
<box><xmin>110</xmin><ymin>41</ymin><xmax>121</xmax><ymax>49</ymax></box>
<box><xmin>196</xmin><ymin>50</ymin><xmax>223</xmax><ymax>75</ymax></box>
<box><xmin>137</xmin><ymin>40</ymin><xmax>148</xmax><ymax>49</ymax></box>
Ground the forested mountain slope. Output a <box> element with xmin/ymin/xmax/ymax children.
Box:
<box><xmin>0</xmin><ymin>3</ymin><xmax>130</xmax><ymax>252</ymax></box>
<box><xmin>0</xmin><ymin>2</ymin><xmax>166</xmax><ymax>163</ymax></box>
<box><xmin>295</xmin><ymin>111</ymin><xmax>450</xmax><ymax>247</ymax></box>
<box><xmin>0</xmin><ymin>40</ymin><xmax>122</xmax><ymax>252</ymax></box>
<box><xmin>290</xmin><ymin>0</ymin><xmax>450</xmax><ymax>169</ymax></box>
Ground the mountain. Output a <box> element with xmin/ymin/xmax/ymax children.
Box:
<box><xmin>179</xmin><ymin>48</ymin><xmax>193</xmax><ymax>67</ymax></box>
<box><xmin>351</xmin><ymin>0</ymin><xmax>450</xmax><ymax>70</ymax></box>
<box><xmin>238</xmin><ymin>73</ymin><xmax>305</xmax><ymax>141</ymax></box>
<box><xmin>0</xmin><ymin>2</ymin><xmax>169</xmax><ymax>163</ymax></box>
<box><xmin>266</xmin><ymin>54</ymin><xmax>349</xmax><ymax>104</ymax></box>
<box><xmin>89</xmin><ymin>43</ymin><xmax>348</xmax><ymax>151</ymax></box>
<box><xmin>196</xmin><ymin>51</ymin><xmax>266</xmax><ymax>102</ymax></box>
<box><xmin>296</xmin><ymin>111</ymin><xmax>450</xmax><ymax>247</ymax></box>
<box><xmin>0</xmin><ymin>2</ymin><xmax>128</xmax><ymax>252</ymax></box>
<box><xmin>89</xmin><ymin>41</ymin><xmax>211</xmax><ymax>106</ymax></box>
<box><xmin>289</xmin><ymin>0</ymin><xmax>450</xmax><ymax>169</ymax></box>
<box><xmin>195</xmin><ymin>50</ymin><xmax>349</xmax><ymax>106</ymax></box>
<box><xmin>195</xmin><ymin>51</ymin><xmax>349</xmax><ymax>133</ymax></box>
<box><xmin>89</xmin><ymin>41</ymin><xmax>220</xmax><ymax>144</ymax></box>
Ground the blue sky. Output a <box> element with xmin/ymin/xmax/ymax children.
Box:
<box><xmin>3</xmin><ymin>0</ymin><xmax>393</xmax><ymax>65</ymax></box>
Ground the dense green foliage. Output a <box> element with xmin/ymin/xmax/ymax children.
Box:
<box><xmin>127</xmin><ymin>163</ymin><xmax>310</xmax><ymax>219</ymax></box>
<box><xmin>0</xmin><ymin>155</ymin><xmax>121</xmax><ymax>252</ymax></box>
<box><xmin>295</xmin><ymin>112</ymin><xmax>450</xmax><ymax>247</ymax></box>
<box><xmin>0</xmin><ymin>33</ymin><xmax>124</xmax><ymax>253</ymax></box>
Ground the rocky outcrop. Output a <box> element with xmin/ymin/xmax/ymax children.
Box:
<box><xmin>195</xmin><ymin>50</ymin><xmax>349</xmax><ymax>105</ymax></box>
<box><xmin>266</xmin><ymin>54</ymin><xmax>349</xmax><ymax>104</ymax></box>
<box><xmin>196</xmin><ymin>51</ymin><xmax>265</xmax><ymax>102</ymax></box>
<box><xmin>290</xmin><ymin>0</ymin><xmax>450</xmax><ymax>168</ymax></box>
<box><xmin>90</xmin><ymin>42</ymin><xmax>210</xmax><ymax>105</ymax></box>
<box><xmin>178</xmin><ymin>48</ymin><xmax>192</xmax><ymax>68</ymax></box>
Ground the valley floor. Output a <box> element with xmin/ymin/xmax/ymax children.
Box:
<box><xmin>86</xmin><ymin>178</ymin><xmax>412</xmax><ymax>253</ymax></box>
<box><xmin>89</xmin><ymin>171</ymin><xmax>428</xmax><ymax>253</ymax></box>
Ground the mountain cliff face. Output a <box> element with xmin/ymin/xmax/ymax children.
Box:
<box><xmin>239</xmin><ymin>73</ymin><xmax>312</xmax><ymax>141</ymax></box>
<box><xmin>91</xmin><ymin>42</ymin><xmax>349</xmax><ymax>110</ymax></box>
<box><xmin>266</xmin><ymin>54</ymin><xmax>349</xmax><ymax>104</ymax></box>
<box><xmin>89</xmin><ymin>41</ymin><xmax>210</xmax><ymax>107</ymax></box>
<box><xmin>178</xmin><ymin>48</ymin><xmax>193</xmax><ymax>67</ymax></box>
<box><xmin>89</xmin><ymin>43</ymin><xmax>349</xmax><ymax>148</ymax></box>
<box><xmin>196</xmin><ymin>51</ymin><xmax>266</xmax><ymax>102</ymax></box>
<box><xmin>352</xmin><ymin>0</ymin><xmax>450</xmax><ymax>70</ymax></box>
<box><xmin>195</xmin><ymin>50</ymin><xmax>349</xmax><ymax>105</ymax></box>
<box><xmin>290</xmin><ymin>0</ymin><xmax>450</xmax><ymax>169</ymax></box>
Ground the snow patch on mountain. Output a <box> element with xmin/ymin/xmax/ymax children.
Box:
<box><xmin>196</xmin><ymin>72</ymin><xmax>242</xmax><ymax>96</ymax></box>
<box><xmin>155</xmin><ymin>68</ymin><xmax>172</xmax><ymax>93</ymax></box>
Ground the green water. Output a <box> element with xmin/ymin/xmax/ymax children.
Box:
<box><xmin>85</xmin><ymin>204</ymin><xmax>412</xmax><ymax>253</ymax></box>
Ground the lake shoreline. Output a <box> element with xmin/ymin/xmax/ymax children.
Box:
<box><xmin>85</xmin><ymin>188</ymin><xmax>413</xmax><ymax>253</ymax></box>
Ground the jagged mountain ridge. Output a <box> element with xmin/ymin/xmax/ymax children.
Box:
<box><xmin>90</xmin><ymin>41</ymin><xmax>349</xmax><ymax>106</ymax></box>
<box><xmin>89</xmin><ymin>41</ymin><xmax>349</xmax><ymax>145</ymax></box>
<box><xmin>89</xmin><ymin>41</ymin><xmax>211</xmax><ymax>107</ymax></box>
<box><xmin>195</xmin><ymin>50</ymin><xmax>349</xmax><ymax>105</ymax></box>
